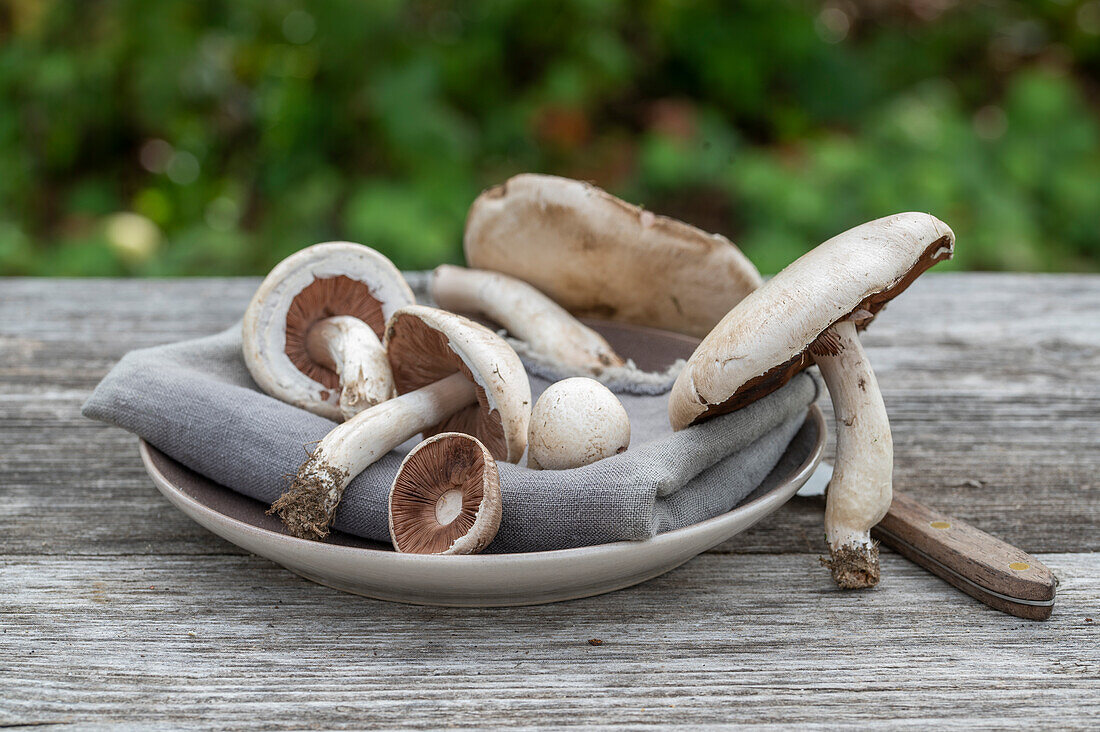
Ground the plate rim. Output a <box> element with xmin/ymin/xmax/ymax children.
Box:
<box><xmin>138</xmin><ymin>403</ymin><xmax>825</xmax><ymax>565</ymax></box>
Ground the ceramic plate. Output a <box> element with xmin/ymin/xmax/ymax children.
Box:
<box><xmin>138</xmin><ymin>320</ymin><xmax>826</xmax><ymax>606</ymax></box>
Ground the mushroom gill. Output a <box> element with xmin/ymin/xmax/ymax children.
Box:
<box><xmin>389</xmin><ymin>435</ymin><xmax>496</xmax><ymax>554</ymax></box>
<box><xmin>285</xmin><ymin>275</ymin><xmax>385</xmax><ymax>388</ymax></box>
<box><xmin>386</xmin><ymin>312</ymin><xmax>507</xmax><ymax>459</ymax></box>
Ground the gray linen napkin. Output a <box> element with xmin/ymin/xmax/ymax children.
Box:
<box><xmin>82</xmin><ymin>325</ymin><xmax>818</xmax><ymax>552</ymax></box>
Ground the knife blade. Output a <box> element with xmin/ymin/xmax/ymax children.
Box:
<box><xmin>796</xmin><ymin>463</ymin><xmax>1056</xmax><ymax>620</ymax></box>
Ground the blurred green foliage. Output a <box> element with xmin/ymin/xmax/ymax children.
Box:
<box><xmin>1</xmin><ymin>0</ymin><xmax>1099</xmax><ymax>276</ymax></box>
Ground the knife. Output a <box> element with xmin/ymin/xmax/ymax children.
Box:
<box><xmin>797</xmin><ymin>463</ymin><xmax>1056</xmax><ymax>620</ymax></box>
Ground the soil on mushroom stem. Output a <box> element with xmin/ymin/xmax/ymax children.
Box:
<box><xmin>268</xmin><ymin>455</ymin><xmax>350</xmax><ymax>540</ymax></box>
<box><xmin>821</xmin><ymin>544</ymin><xmax>881</xmax><ymax>589</ymax></box>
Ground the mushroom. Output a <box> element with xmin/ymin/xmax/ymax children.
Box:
<box><xmin>269</xmin><ymin>304</ymin><xmax>530</xmax><ymax>540</ymax></box>
<box><xmin>464</xmin><ymin>173</ymin><xmax>762</xmax><ymax>337</ymax></box>
<box><xmin>388</xmin><ymin>432</ymin><xmax>501</xmax><ymax>554</ymax></box>
<box><xmin>243</xmin><ymin>241</ymin><xmax>414</xmax><ymax>421</ymax></box>
<box><xmin>527</xmin><ymin>377</ymin><xmax>631</xmax><ymax>470</ymax></box>
<box><xmin>668</xmin><ymin>213</ymin><xmax>955</xmax><ymax>589</ymax></box>
<box><xmin>430</xmin><ymin>265</ymin><xmax>625</xmax><ymax>375</ymax></box>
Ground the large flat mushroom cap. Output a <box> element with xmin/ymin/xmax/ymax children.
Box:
<box><xmin>384</xmin><ymin>305</ymin><xmax>531</xmax><ymax>463</ymax></box>
<box><xmin>242</xmin><ymin>242</ymin><xmax>414</xmax><ymax>420</ymax></box>
<box><xmin>669</xmin><ymin>213</ymin><xmax>954</xmax><ymax>430</ymax></box>
<box><xmin>464</xmin><ymin>173</ymin><xmax>762</xmax><ymax>337</ymax></box>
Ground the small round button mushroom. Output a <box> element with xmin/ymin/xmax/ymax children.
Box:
<box><xmin>464</xmin><ymin>174</ymin><xmax>763</xmax><ymax>337</ymax></box>
<box><xmin>242</xmin><ymin>242</ymin><xmax>414</xmax><ymax>421</ymax></box>
<box><xmin>668</xmin><ymin>213</ymin><xmax>955</xmax><ymax>589</ymax></box>
<box><xmin>430</xmin><ymin>265</ymin><xmax>625</xmax><ymax>376</ymax></box>
<box><xmin>389</xmin><ymin>432</ymin><xmax>501</xmax><ymax>555</ymax></box>
<box><xmin>527</xmin><ymin>377</ymin><xmax>631</xmax><ymax>470</ymax></box>
<box><xmin>269</xmin><ymin>305</ymin><xmax>531</xmax><ymax>540</ymax></box>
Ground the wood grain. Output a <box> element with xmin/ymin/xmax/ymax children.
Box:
<box><xmin>1</xmin><ymin>274</ymin><xmax>1099</xmax><ymax>728</ymax></box>
<box><xmin>873</xmin><ymin>492</ymin><xmax>1057</xmax><ymax>620</ymax></box>
<box><xmin>2</xmin><ymin>553</ymin><xmax>1098</xmax><ymax>729</ymax></box>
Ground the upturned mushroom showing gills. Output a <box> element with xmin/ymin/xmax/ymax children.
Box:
<box><xmin>243</xmin><ymin>242</ymin><xmax>414</xmax><ymax>421</ymax></box>
<box><xmin>430</xmin><ymin>265</ymin><xmax>625</xmax><ymax>375</ymax></box>
<box><xmin>389</xmin><ymin>432</ymin><xmax>501</xmax><ymax>555</ymax></box>
<box><xmin>464</xmin><ymin>173</ymin><xmax>762</xmax><ymax>337</ymax></box>
<box><xmin>668</xmin><ymin>213</ymin><xmax>955</xmax><ymax>589</ymax></box>
<box><xmin>269</xmin><ymin>305</ymin><xmax>530</xmax><ymax>540</ymax></box>
<box><xmin>527</xmin><ymin>377</ymin><xmax>631</xmax><ymax>470</ymax></box>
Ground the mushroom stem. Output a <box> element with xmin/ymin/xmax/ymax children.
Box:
<box><xmin>269</xmin><ymin>372</ymin><xmax>478</xmax><ymax>539</ymax></box>
<box><xmin>811</xmin><ymin>319</ymin><xmax>893</xmax><ymax>589</ymax></box>
<box><xmin>306</xmin><ymin>316</ymin><xmax>394</xmax><ymax>420</ymax></box>
<box><xmin>430</xmin><ymin>265</ymin><xmax>625</xmax><ymax>374</ymax></box>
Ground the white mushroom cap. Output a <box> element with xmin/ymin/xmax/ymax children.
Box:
<box><xmin>384</xmin><ymin>305</ymin><xmax>531</xmax><ymax>463</ymax></box>
<box><xmin>243</xmin><ymin>242</ymin><xmax>414</xmax><ymax>420</ymax></box>
<box><xmin>669</xmin><ymin>213</ymin><xmax>954</xmax><ymax>430</ymax></box>
<box><xmin>388</xmin><ymin>432</ymin><xmax>502</xmax><ymax>555</ymax></box>
<box><xmin>527</xmin><ymin>377</ymin><xmax>630</xmax><ymax>470</ymax></box>
<box><xmin>464</xmin><ymin>174</ymin><xmax>762</xmax><ymax>337</ymax></box>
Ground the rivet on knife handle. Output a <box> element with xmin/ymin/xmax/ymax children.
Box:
<box><xmin>871</xmin><ymin>492</ymin><xmax>1056</xmax><ymax>620</ymax></box>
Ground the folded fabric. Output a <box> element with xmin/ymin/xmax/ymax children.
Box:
<box><xmin>83</xmin><ymin>325</ymin><xmax>818</xmax><ymax>552</ymax></box>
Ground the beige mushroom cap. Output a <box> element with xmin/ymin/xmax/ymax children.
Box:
<box><xmin>527</xmin><ymin>377</ymin><xmax>631</xmax><ymax>470</ymax></box>
<box><xmin>464</xmin><ymin>174</ymin><xmax>762</xmax><ymax>337</ymax></box>
<box><xmin>669</xmin><ymin>212</ymin><xmax>955</xmax><ymax>430</ymax></box>
<box><xmin>384</xmin><ymin>305</ymin><xmax>531</xmax><ymax>463</ymax></box>
<box><xmin>242</xmin><ymin>242</ymin><xmax>414</xmax><ymax>420</ymax></box>
<box><xmin>388</xmin><ymin>432</ymin><xmax>502</xmax><ymax>555</ymax></box>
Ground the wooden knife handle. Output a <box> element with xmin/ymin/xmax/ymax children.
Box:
<box><xmin>871</xmin><ymin>492</ymin><xmax>1056</xmax><ymax>620</ymax></box>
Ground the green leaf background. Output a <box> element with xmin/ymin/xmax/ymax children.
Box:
<box><xmin>1</xmin><ymin>0</ymin><xmax>1098</xmax><ymax>275</ymax></box>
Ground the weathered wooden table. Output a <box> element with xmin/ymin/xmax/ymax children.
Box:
<box><xmin>2</xmin><ymin>275</ymin><xmax>1098</xmax><ymax>728</ymax></box>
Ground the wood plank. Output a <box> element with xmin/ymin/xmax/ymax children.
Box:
<box><xmin>0</xmin><ymin>274</ymin><xmax>1098</xmax><ymax>557</ymax></box>
<box><xmin>1</xmin><ymin>552</ymin><xmax>1097</xmax><ymax>729</ymax></box>
<box><xmin>2</xmin><ymin>274</ymin><xmax>1097</xmax><ymax>728</ymax></box>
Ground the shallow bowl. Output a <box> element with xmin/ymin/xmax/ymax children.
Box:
<box><xmin>139</xmin><ymin>320</ymin><xmax>825</xmax><ymax>606</ymax></box>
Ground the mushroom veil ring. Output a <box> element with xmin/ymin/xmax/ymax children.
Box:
<box><xmin>669</xmin><ymin>213</ymin><xmax>955</xmax><ymax>589</ymax></box>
